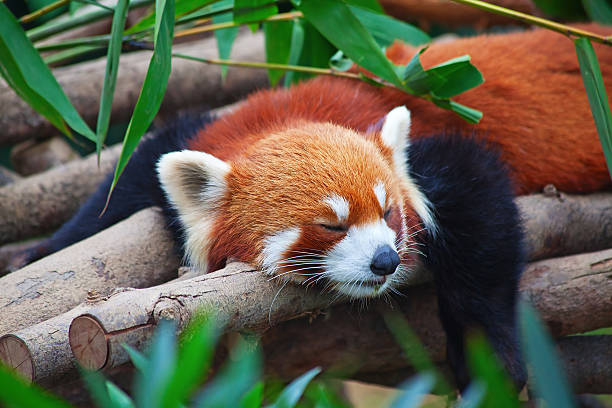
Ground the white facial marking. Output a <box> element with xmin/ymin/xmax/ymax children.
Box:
<box><xmin>261</xmin><ymin>228</ymin><xmax>301</xmax><ymax>276</ymax></box>
<box><xmin>323</xmin><ymin>194</ymin><xmax>350</xmax><ymax>223</ymax></box>
<box><xmin>373</xmin><ymin>182</ymin><xmax>386</xmax><ymax>211</ymax></box>
<box><xmin>324</xmin><ymin>219</ymin><xmax>409</xmax><ymax>298</ymax></box>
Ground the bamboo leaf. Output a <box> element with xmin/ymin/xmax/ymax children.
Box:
<box><xmin>134</xmin><ymin>320</ymin><xmax>178</xmax><ymax>408</ymax></box>
<box><xmin>106</xmin><ymin>0</ymin><xmax>175</xmax><ymax>204</ymax></box>
<box><xmin>466</xmin><ymin>334</ymin><xmax>520</xmax><ymax>408</ymax></box>
<box><xmin>284</xmin><ymin>19</ymin><xmax>306</xmax><ymax>86</ymax></box>
<box><xmin>0</xmin><ymin>3</ymin><xmax>96</xmax><ymax>142</ymax></box>
<box><xmin>575</xmin><ymin>37</ymin><xmax>612</xmax><ymax>181</ymax></box>
<box><xmin>213</xmin><ymin>9</ymin><xmax>239</xmax><ymax>80</ymax></box>
<box><xmin>427</xmin><ymin>55</ymin><xmax>483</xmax><ymax>98</ymax></box>
<box><xmin>126</xmin><ymin>0</ymin><xmax>219</xmax><ymax>34</ymax></box>
<box><xmin>519</xmin><ymin>301</ymin><xmax>577</xmax><ymax>408</ymax></box>
<box><xmin>348</xmin><ymin>5</ymin><xmax>429</xmax><ymax>47</ymax></box>
<box><xmin>346</xmin><ymin>0</ymin><xmax>383</xmax><ymax>12</ymax></box>
<box><xmin>389</xmin><ymin>372</ymin><xmax>435</xmax><ymax>408</ymax></box>
<box><xmin>161</xmin><ymin>314</ymin><xmax>220</xmax><ymax>408</ymax></box>
<box><xmin>432</xmin><ymin>98</ymin><xmax>483</xmax><ymax>124</ymax></box>
<box><xmin>329</xmin><ymin>50</ymin><xmax>353</xmax><ymax>72</ymax></box>
<box><xmin>240</xmin><ymin>382</ymin><xmax>264</xmax><ymax>408</ymax></box>
<box><xmin>266</xmin><ymin>367</ymin><xmax>322</xmax><ymax>408</ymax></box>
<box><xmin>296</xmin><ymin>0</ymin><xmax>402</xmax><ymax>86</ymax></box>
<box><xmin>0</xmin><ymin>365</ymin><xmax>71</xmax><ymax>408</ymax></box>
<box><xmin>582</xmin><ymin>0</ymin><xmax>612</xmax><ymax>24</ymax></box>
<box><xmin>264</xmin><ymin>20</ymin><xmax>293</xmax><ymax>86</ymax></box>
<box><xmin>194</xmin><ymin>338</ymin><xmax>262</xmax><ymax>408</ymax></box>
<box><xmin>234</xmin><ymin>0</ymin><xmax>277</xmax><ymax>24</ymax></box>
<box><xmin>106</xmin><ymin>381</ymin><xmax>136</xmax><ymax>408</ymax></box>
<box><xmin>96</xmin><ymin>0</ymin><xmax>130</xmax><ymax>159</ymax></box>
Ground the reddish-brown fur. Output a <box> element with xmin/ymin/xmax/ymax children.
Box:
<box><xmin>189</xmin><ymin>24</ymin><xmax>612</xmax><ymax>195</ymax></box>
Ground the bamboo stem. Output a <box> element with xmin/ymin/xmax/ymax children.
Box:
<box><xmin>19</xmin><ymin>0</ymin><xmax>71</xmax><ymax>24</ymax></box>
<box><xmin>171</xmin><ymin>52</ymin><xmax>366</xmax><ymax>81</ymax></box>
<box><xmin>448</xmin><ymin>0</ymin><xmax>612</xmax><ymax>45</ymax></box>
<box><xmin>174</xmin><ymin>11</ymin><xmax>302</xmax><ymax>39</ymax></box>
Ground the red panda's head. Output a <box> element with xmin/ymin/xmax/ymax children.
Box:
<box><xmin>157</xmin><ymin>107</ymin><xmax>435</xmax><ymax>298</ymax></box>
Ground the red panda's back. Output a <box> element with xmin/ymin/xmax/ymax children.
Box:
<box><xmin>188</xmin><ymin>24</ymin><xmax>611</xmax><ymax>194</ymax></box>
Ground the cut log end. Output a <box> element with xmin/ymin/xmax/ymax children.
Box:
<box><xmin>0</xmin><ymin>334</ymin><xmax>34</xmax><ymax>382</ymax></box>
<box><xmin>69</xmin><ymin>315</ymin><xmax>108</xmax><ymax>371</ymax></box>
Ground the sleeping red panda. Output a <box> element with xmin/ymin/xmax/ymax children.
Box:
<box><xmin>15</xmin><ymin>24</ymin><xmax>611</xmax><ymax>391</ymax></box>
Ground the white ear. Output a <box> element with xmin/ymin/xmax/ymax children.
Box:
<box><xmin>380</xmin><ymin>106</ymin><xmax>411</xmax><ymax>176</ymax></box>
<box><xmin>157</xmin><ymin>150</ymin><xmax>230</xmax><ymax>271</ymax></box>
<box><xmin>380</xmin><ymin>106</ymin><xmax>438</xmax><ymax>236</ymax></box>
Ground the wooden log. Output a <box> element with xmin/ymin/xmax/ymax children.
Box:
<box><xmin>2</xmin><ymin>244</ymin><xmax>611</xmax><ymax>387</ymax></box>
<box><xmin>520</xmin><ymin>192</ymin><xmax>612</xmax><ymax>261</ymax></box>
<box><xmin>0</xmin><ymin>144</ymin><xmax>120</xmax><ymax>246</ymax></box>
<box><xmin>69</xmin><ymin>248</ymin><xmax>612</xmax><ymax>375</ymax></box>
<box><xmin>380</xmin><ymin>0</ymin><xmax>540</xmax><ymax>29</ymax></box>
<box><xmin>347</xmin><ymin>336</ymin><xmax>612</xmax><ymax>395</ymax></box>
<box><xmin>0</xmin><ymin>193</ymin><xmax>608</xmax><ymax>329</ymax></box>
<box><xmin>0</xmin><ymin>32</ymin><xmax>267</xmax><ymax>146</ymax></box>
<box><xmin>0</xmin><ymin>239</ymin><xmax>44</xmax><ymax>277</ymax></box>
<box><xmin>10</xmin><ymin>136</ymin><xmax>79</xmax><ymax>176</ymax></box>
<box><xmin>0</xmin><ymin>166</ymin><xmax>20</xmax><ymax>187</ymax></box>
<box><xmin>0</xmin><ymin>102</ymin><xmax>240</xmax><ymax>247</ymax></box>
<box><xmin>0</xmin><ymin>208</ymin><xmax>179</xmax><ymax>336</ymax></box>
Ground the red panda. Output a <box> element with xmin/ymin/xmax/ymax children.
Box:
<box><xmin>14</xmin><ymin>24</ymin><xmax>611</xmax><ymax>390</ymax></box>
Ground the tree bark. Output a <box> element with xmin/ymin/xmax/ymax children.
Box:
<box><xmin>0</xmin><ymin>32</ymin><xmax>267</xmax><ymax>146</ymax></box>
<box><xmin>0</xmin><ymin>208</ymin><xmax>179</xmax><ymax>337</ymax></box>
<box><xmin>0</xmin><ymin>144</ymin><xmax>120</xmax><ymax>246</ymax></box>
<box><xmin>2</xmin><ymin>247</ymin><xmax>610</xmax><ymax>389</ymax></box>
<box><xmin>10</xmin><ymin>136</ymin><xmax>79</xmax><ymax>176</ymax></box>
<box><xmin>0</xmin><ymin>102</ymin><xmax>240</xmax><ymax>247</ymax></box>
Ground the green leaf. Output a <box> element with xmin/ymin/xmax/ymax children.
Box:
<box><xmin>519</xmin><ymin>301</ymin><xmax>577</xmax><ymax>408</ymax></box>
<box><xmin>126</xmin><ymin>0</ymin><xmax>218</xmax><ymax>34</ymax></box>
<box><xmin>284</xmin><ymin>19</ymin><xmax>306</xmax><ymax>86</ymax></box>
<box><xmin>401</xmin><ymin>48</ymin><xmax>430</xmax><ymax>95</ymax></box>
<box><xmin>106</xmin><ymin>381</ymin><xmax>136</xmax><ymax>408</ymax></box>
<box><xmin>296</xmin><ymin>0</ymin><xmax>402</xmax><ymax>86</ymax></box>
<box><xmin>161</xmin><ymin>314</ymin><xmax>220</xmax><ymax>408</ymax></box>
<box><xmin>302</xmin><ymin>381</ymin><xmax>350</xmax><ymax>408</ymax></box>
<box><xmin>266</xmin><ymin>367</ymin><xmax>322</xmax><ymax>408</ymax></box>
<box><xmin>96</xmin><ymin>0</ymin><xmax>130</xmax><ymax>159</ymax></box>
<box><xmin>213</xmin><ymin>10</ymin><xmax>239</xmax><ymax>80</ymax></box>
<box><xmin>134</xmin><ymin>320</ymin><xmax>178</xmax><ymax>408</ymax></box>
<box><xmin>80</xmin><ymin>368</ymin><xmax>115</xmax><ymax>408</ymax></box>
<box><xmin>241</xmin><ymin>382</ymin><xmax>264</xmax><ymax>408</ymax></box>
<box><xmin>427</xmin><ymin>55</ymin><xmax>483</xmax><ymax>98</ymax></box>
<box><xmin>264</xmin><ymin>20</ymin><xmax>293</xmax><ymax>86</ymax></box>
<box><xmin>0</xmin><ymin>364</ymin><xmax>72</xmax><ymax>408</ymax></box>
<box><xmin>176</xmin><ymin>0</ymin><xmax>234</xmax><ymax>24</ymax></box>
<box><xmin>346</xmin><ymin>0</ymin><xmax>383</xmax><ymax>12</ymax></box>
<box><xmin>107</xmin><ymin>0</ymin><xmax>175</xmax><ymax>204</ymax></box>
<box><xmin>329</xmin><ymin>50</ymin><xmax>353</xmax><ymax>72</ymax></box>
<box><xmin>0</xmin><ymin>3</ymin><xmax>96</xmax><ymax>142</ymax></box>
<box><xmin>384</xmin><ymin>312</ymin><xmax>453</xmax><ymax>396</ymax></box>
<box><xmin>575</xmin><ymin>37</ymin><xmax>612</xmax><ymax>182</ymax></box>
<box><xmin>234</xmin><ymin>0</ymin><xmax>277</xmax><ymax>24</ymax></box>
<box><xmin>456</xmin><ymin>381</ymin><xmax>486</xmax><ymax>408</ymax></box>
<box><xmin>123</xmin><ymin>344</ymin><xmax>148</xmax><ymax>372</ymax></box>
<box><xmin>432</xmin><ymin>98</ymin><xmax>482</xmax><ymax>124</ymax></box>
<box><xmin>532</xmin><ymin>0</ymin><xmax>587</xmax><ymax>19</ymax></box>
<box><xmin>582</xmin><ymin>0</ymin><xmax>612</xmax><ymax>23</ymax></box>
<box><xmin>349</xmin><ymin>5</ymin><xmax>429</xmax><ymax>47</ymax></box>
<box><xmin>466</xmin><ymin>334</ymin><xmax>520</xmax><ymax>408</ymax></box>
<box><xmin>195</xmin><ymin>338</ymin><xmax>262</xmax><ymax>408</ymax></box>
<box><xmin>389</xmin><ymin>372</ymin><xmax>435</xmax><ymax>408</ymax></box>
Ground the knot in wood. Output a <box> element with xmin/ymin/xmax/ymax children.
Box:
<box><xmin>86</xmin><ymin>289</ymin><xmax>102</xmax><ymax>304</ymax></box>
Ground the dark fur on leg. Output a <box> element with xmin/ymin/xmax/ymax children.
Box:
<box><xmin>409</xmin><ymin>134</ymin><xmax>527</xmax><ymax>391</ymax></box>
<box><xmin>15</xmin><ymin>112</ymin><xmax>212</xmax><ymax>266</ymax></box>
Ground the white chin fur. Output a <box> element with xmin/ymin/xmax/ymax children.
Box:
<box><xmin>324</xmin><ymin>219</ymin><xmax>401</xmax><ymax>298</ymax></box>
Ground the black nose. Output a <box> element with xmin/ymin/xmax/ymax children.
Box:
<box><xmin>370</xmin><ymin>245</ymin><xmax>401</xmax><ymax>276</ymax></box>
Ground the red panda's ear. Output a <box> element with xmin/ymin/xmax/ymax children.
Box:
<box><xmin>380</xmin><ymin>105</ymin><xmax>411</xmax><ymax>176</ymax></box>
<box><xmin>157</xmin><ymin>150</ymin><xmax>230</xmax><ymax>212</ymax></box>
<box><xmin>157</xmin><ymin>150</ymin><xmax>230</xmax><ymax>271</ymax></box>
